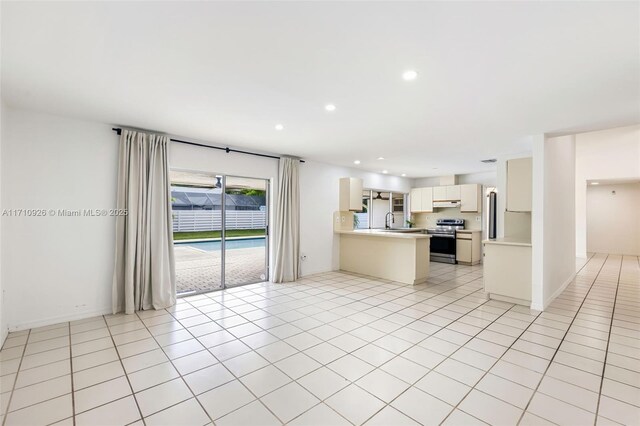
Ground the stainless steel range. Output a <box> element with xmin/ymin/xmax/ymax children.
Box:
<box><xmin>426</xmin><ymin>218</ymin><xmax>465</xmax><ymax>264</ymax></box>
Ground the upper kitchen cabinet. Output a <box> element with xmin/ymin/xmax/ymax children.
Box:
<box><xmin>460</xmin><ymin>184</ymin><xmax>482</xmax><ymax>213</ymax></box>
<box><xmin>433</xmin><ymin>185</ymin><xmax>461</xmax><ymax>201</ymax></box>
<box><xmin>421</xmin><ymin>187</ymin><xmax>433</xmax><ymax>212</ymax></box>
<box><xmin>446</xmin><ymin>185</ymin><xmax>461</xmax><ymax>201</ymax></box>
<box><xmin>410</xmin><ymin>187</ymin><xmax>433</xmax><ymax>213</ymax></box>
<box><xmin>432</xmin><ymin>186</ymin><xmax>447</xmax><ymax>201</ymax></box>
<box><xmin>339</xmin><ymin>177</ymin><xmax>364</xmax><ymax>211</ymax></box>
<box><xmin>506</xmin><ymin>157</ymin><xmax>533</xmax><ymax>212</ymax></box>
<box><xmin>410</xmin><ymin>188</ymin><xmax>422</xmax><ymax>213</ymax></box>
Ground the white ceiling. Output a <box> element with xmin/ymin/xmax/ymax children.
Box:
<box><xmin>2</xmin><ymin>1</ymin><xmax>639</xmax><ymax>177</ymax></box>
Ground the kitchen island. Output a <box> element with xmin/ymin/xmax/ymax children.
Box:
<box><xmin>335</xmin><ymin>229</ymin><xmax>431</xmax><ymax>285</ymax></box>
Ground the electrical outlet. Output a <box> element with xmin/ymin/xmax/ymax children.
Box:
<box><xmin>341</xmin><ymin>215</ymin><xmax>346</xmax><ymax>223</ymax></box>
<box><xmin>335</xmin><ymin>215</ymin><xmax>340</xmax><ymax>223</ymax></box>
<box><xmin>476</xmin><ymin>216</ymin><xmax>481</xmax><ymax>221</ymax></box>
<box><xmin>301</xmin><ymin>254</ymin><xmax>308</xmax><ymax>261</ymax></box>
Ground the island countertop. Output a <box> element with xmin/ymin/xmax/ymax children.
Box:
<box><xmin>334</xmin><ymin>229</ymin><xmax>431</xmax><ymax>239</ymax></box>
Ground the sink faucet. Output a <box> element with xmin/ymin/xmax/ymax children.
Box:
<box><xmin>385</xmin><ymin>212</ymin><xmax>395</xmax><ymax>229</ymax></box>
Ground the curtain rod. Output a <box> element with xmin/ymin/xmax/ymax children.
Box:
<box><xmin>111</xmin><ymin>127</ymin><xmax>304</xmax><ymax>163</ymax></box>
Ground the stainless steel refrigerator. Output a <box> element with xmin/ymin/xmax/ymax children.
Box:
<box><xmin>488</xmin><ymin>190</ymin><xmax>497</xmax><ymax>239</ymax></box>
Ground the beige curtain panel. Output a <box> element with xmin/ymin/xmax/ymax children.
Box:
<box><xmin>272</xmin><ymin>156</ymin><xmax>300</xmax><ymax>282</ymax></box>
<box><xmin>112</xmin><ymin>129</ymin><xmax>176</xmax><ymax>314</ymax></box>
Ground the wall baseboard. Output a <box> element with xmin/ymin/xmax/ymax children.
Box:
<box><xmin>300</xmin><ymin>267</ymin><xmax>333</xmax><ymax>278</ymax></box>
<box><xmin>530</xmin><ymin>302</ymin><xmax>544</xmax><ymax>311</ymax></box>
<box><xmin>542</xmin><ymin>272</ymin><xmax>577</xmax><ymax>311</ymax></box>
<box><xmin>9</xmin><ymin>307</ymin><xmax>113</xmax><ymax>333</ymax></box>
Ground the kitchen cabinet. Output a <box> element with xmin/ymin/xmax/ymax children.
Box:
<box><xmin>433</xmin><ymin>185</ymin><xmax>461</xmax><ymax>201</ymax></box>
<box><xmin>410</xmin><ymin>187</ymin><xmax>433</xmax><ymax>213</ymax></box>
<box><xmin>460</xmin><ymin>184</ymin><xmax>482</xmax><ymax>213</ymax></box>
<box><xmin>433</xmin><ymin>186</ymin><xmax>447</xmax><ymax>201</ymax></box>
<box><xmin>446</xmin><ymin>185</ymin><xmax>461</xmax><ymax>201</ymax></box>
<box><xmin>483</xmin><ymin>240</ymin><xmax>532</xmax><ymax>304</ymax></box>
<box><xmin>420</xmin><ymin>187</ymin><xmax>433</xmax><ymax>212</ymax></box>
<box><xmin>507</xmin><ymin>157</ymin><xmax>532</xmax><ymax>212</ymax></box>
<box><xmin>456</xmin><ymin>231</ymin><xmax>481</xmax><ymax>265</ymax></box>
<box><xmin>410</xmin><ymin>188</ymin><xmax>421</xmax><ymax>213</ymax></box>
<box><xmin>339</xmin><ymin>177</ymin><xmax>363</xmax><ymax>211</ymax></box>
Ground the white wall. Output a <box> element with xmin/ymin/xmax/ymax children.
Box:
<box><xmin>531</xmin><ymin>135</ymin><xmax>576</xmax><ymax>310</ymax></box>
<box><xmin>0</xmin><ymin>3</ymin><xmax>6</xmax><ymax>345</ymax></box>
<box><xmin>0</xmin><ymin>108</ymin><xmax>281</xmax><ymax>331</ymax></box>
<box><xmin>587</xmin><ymin>182</ymin><xmax>640</xmax><ymax>255</ymax></box>
<box><xmin>0</xmin><ymin>106</ymin><xmax>411</xmax><ymax>330</ymax></box>
<box><xmin>299</xmin><ymin>161</ymin><xmax>410</xmax><ymax>275</ymax></box>
<box><xmin>2</xmin><ymin>108</ymin><xmax>118</xmax><ymax>331</ymax></box>
<box><xmin>575</xmin><ymin>125</ymin><xmax>640</xmax><ymax>257</ymax></box>
<box><xmin>0</xmin><ymin>101</ymin><xmax>6</xmax><ymax>344</ymax></box>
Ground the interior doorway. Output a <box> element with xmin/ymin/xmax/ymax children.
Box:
<box><xmin>586</xmin><ymin>180</ymin><xmax>640</xmax><ymax>256</ymax></box>
<box><xmin>170</xmin><ymin>170</ymin><xmax>269</xmax><ymax>296</ymax></box>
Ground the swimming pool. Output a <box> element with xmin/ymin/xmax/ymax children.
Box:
<box><xmin>175</xmin><ymin>237</ymin><xmax>265</xmax><ymax>252</ymax></box>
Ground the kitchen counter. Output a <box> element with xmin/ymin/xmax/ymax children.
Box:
<box><xmin>457</xmin><ymin>229</ymin><xmax>482</xmax><ymax>234</ymax></box>
<box><xmin>483</xmin><ymin>237</ymin><xmax>532</xmax><ymax>247</ymax></box>
<box><xmin>336</xmin><ymin>229</ymin><xmax>430</xmax><ymax>285</ymax></box>
<box><xmin>335</xmin><ymin>229</ymin><xmax>430</xmax><ymax>239</ymax></box>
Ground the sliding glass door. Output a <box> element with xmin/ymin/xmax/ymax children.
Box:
<box><xmin>170</xmin><ymin>170</ymin><xmax>269</xmax><ymax>296</ymax></box>
<box><xmin>224</xmin><ymin>176</ymin><xmax>269</xmax><ymax>287</ymax></box>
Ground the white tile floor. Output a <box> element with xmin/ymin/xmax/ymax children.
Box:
<box><xmin>1</xmin><ymin>253</ymin><xmax>639</xmax><ymax>425</ymax></box>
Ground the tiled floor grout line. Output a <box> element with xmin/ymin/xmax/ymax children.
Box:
<box><xmin>68</xmin><ymin>322</ymin><xmax>76</xmax><ymax>426</ymax></box>
<box><xmin>0</xmin><ymin>268</ymin><xmax>475</xmax><ymax>424</ymax></box>
<box><xmin>515</xmin><ymin>253</ymin><xmax>612</xmax><ymax>425</ymax></box>
<box><xmin>210</xmin><ymin>267</ymin><xmax>488</xmax><ymax>424</ymax></box>
<box><xmin>3</xmin><ymin>255</ymin><xmax>637</xmax><ymax>425</ymax></box>
<box><xmin>284</xmin><ymin>283</ymin><xmax>494</xmax><ymax>425</ymax></box>
<box><xmin>437</xmin><ymin>305</ymin><xmax>544</xmax><ymax>425</ymax></box>
<box><xmin>205</xmin><ymin>267</ymin><xmax>486</xmax><ymax>424</ymax></box>
<box><xmin>160</xmin><ymin>271</ymin><xmax>488</xmax><ymax>421</ymax></box>
<box><xmin>593</xmin><ymin>254</ymin><xmax>623</xmax><ymax>424</ymax></box>
<box><xmin>1</xmin><ymin>329</ymin><xmax>31</xmax><ymax>426</ymax></box>
<box><xmin>103</xmin><ymin>316</ymin><xmax>146</xmax><ymax>425</ymax></box>
<box><xmin>288</xmin><ymin>285</ymin><xmax>487</xmax><ymax>420</ymax></box>
<box><xmin>127</xmin><ymin>310</ymin><xmax>220</xmax><ymax>424</ymax></box>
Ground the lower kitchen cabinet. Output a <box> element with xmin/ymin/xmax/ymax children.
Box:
<box><xmin>483</xmin><ymin>239</ymin><xmax>532</xmax><ymax>305</ymax></box>
<box><xmin>456</xmin><ymin>231</ymin><xmax>481</xmax><ymax>265</ymax></box>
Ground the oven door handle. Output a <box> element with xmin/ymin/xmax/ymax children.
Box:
<box><xmin>429</xmin><ymin>234</ymin><xmax>456</xmax><ymax>239</ymax></box>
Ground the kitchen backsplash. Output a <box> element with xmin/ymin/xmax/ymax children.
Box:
<box><xmin>412</xmin><ymin>207</ymin><xmax>483</xmax><ymax>230</ymax></box>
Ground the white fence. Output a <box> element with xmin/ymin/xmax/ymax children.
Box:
<box><xmin>173</xmin><ymin>210</ymin><xmax>266</xmax><ymax>232</ymax></box>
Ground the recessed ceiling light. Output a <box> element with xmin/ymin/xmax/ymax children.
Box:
<box><xmin>353</xmin><ymin>160</ymin><xmax>361</xmax><ymax>165</ymax></box>
<box><xmin>382</xmin><ymin>170</ymin><xmax>388</xmax><ymax>174</ymax></box>
<box><xmin>325</xmin><ymin>104</ymin><xmax>336</xmax><ymax>112</ymax></box>
<box><xmin>274</xmin><ymin>124</ymin><xmax>284</xmax><ymax>131</ymax></box>
<box><xmin>401</xmin><ymin>173</ymin><xmax>407</xmax><ymax>177</ymax></box>
<box><xmin>402</xmin><ymin>70</ymin><xmax>418</xmax><ymax>81</ymax></box>
<box><xmin>591</xmin><ymin>182</ymin><xmax>599</xmax><ymax>185</ymax></box>
<box><xmin>377</xmin><ymin>157</ymin><xmax>385</xmax><ymax>160</ymax></box>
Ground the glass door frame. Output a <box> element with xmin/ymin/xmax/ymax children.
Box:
<box><xmin>172</xmin><ymin>170</ymin><xmax>270</xmax><ymax>297</ymax></box>
<box><xmin>222</xmin><ymin>174</ymin><xmax>270</xmax><ymax>289</ymax></box>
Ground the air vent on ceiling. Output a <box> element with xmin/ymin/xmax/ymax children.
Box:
<box><xmin>481</xmin><ymin>158</ymin><xmax>497</xmax><ymax>164</ymax></box>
